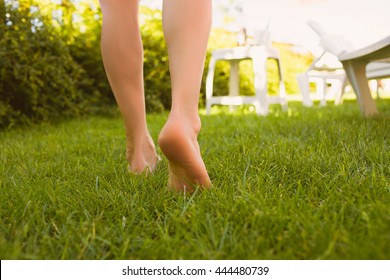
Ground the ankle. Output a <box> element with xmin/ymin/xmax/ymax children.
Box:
<box><xmin>126</xmin><ymin>133</ymin><xmax>155</xmax><ymax>156</ymax></box>
<box><xmin>168</xmin><ymin>112</ymin><xmax>201</xmax><ymax>136</ymax></box>
<box><xmin>126</xmin><ymin>129</ymin><xmax>151</xmax><ymax>146</ymax></box>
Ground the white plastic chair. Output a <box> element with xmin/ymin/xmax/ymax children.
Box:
<box><xmin>297</xmin><ymin>52</ymin><xmax>347</xmax><ymax>107</ymax></box>
<box><xmin>205</xmin><ymin>28</ymin><xmax>288</xmax><ymax>116</ymax></box>
<box><xmin>307</xmin><ymin>20</ymin><xmax>390</xmax><ymax>116</ymax></box>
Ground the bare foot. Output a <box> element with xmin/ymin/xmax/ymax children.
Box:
<box><xmin>126</xmin><ymin>134</ymin><xmax>160</xmax><ymax>175</ymax></box>
<box><xmin>158</xmin><ymin>116</ymin><xmax>211</xmax><ymax>192</ymax></box>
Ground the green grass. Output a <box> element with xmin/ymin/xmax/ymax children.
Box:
<box><xmin>0</xmin><ymin>100</ymin><xmax>389</xmax><ymax>260</ymax></box>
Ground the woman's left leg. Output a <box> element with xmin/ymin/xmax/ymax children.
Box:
<box><xmin>99</xmin><ymin>0</ymin><xmax>159</xmax><ymax>174</ymax></box>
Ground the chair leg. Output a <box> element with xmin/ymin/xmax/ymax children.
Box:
<box><xmin>229</xmin><ymin>60</ymin><xmax>240</xmax><ymax>112</ymax></box>
<box><xmin>206</xmin><ymin>57</ymin><xmax>217</xmax><ymax>115</ymax></box>
<box><xmin>297</xmin><ymin>73</ymin><xmax>313</xmax><ymax>107</ymax></box>
<box><xmin>334</xmin><ymin>76</ymin><xmax>347</xmax><ymax>105</ymax></box>
<box><xmin>252</xmin><ymin>53</ymin><xmax>268</xmax><ymax>116</ymax></box>
<box><xmin>275</xmin><ymin>59</ymin><xmax>288</xmax><ymax>111</ymax></box>
<box><xmin>319</xmin><ymin>78</ymin><xmax>327</xmax><ymax>106</ymax></box>
<box><xmin>342</xmin><ymin>60</ymin><xmax>379</xmax><ymax>116</ymax></box>
<box><xmin>376</xmin><ymin>79</ymin><xmax>381</xmax><ymax>100</ymax></box>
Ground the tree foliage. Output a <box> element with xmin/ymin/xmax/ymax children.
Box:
<box><xmin>0</xmin><ymin>1</ymin><xmax>97</xmax><ymax>128</ymax></box>
<box><xmin>0</xmin><ymin>0</ymin><xmax>5</xmax><ymax>26</ymax></box>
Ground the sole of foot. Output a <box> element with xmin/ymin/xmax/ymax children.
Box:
<box><xmin>158</xmin><ymin>117</ymin><xmax>211</xmax><ymax>193</ymax></box>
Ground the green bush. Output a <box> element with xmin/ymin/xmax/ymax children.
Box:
<box><xmin>0</xmin><ymin>4</ymin><xmax>96</xmax><ymax>128</ymax></box>
<box><xmin>140</xmin><ymin>7</ymin><xmax>170</xmax><ymax>113</ymax></box>
<box><xmin>58</xmin><ymin>4</ymin><xmax>170</xmax><ymax>113</ymax></box>
<box><xmin>66</xmin><ymin>3</ymin><xmax>115</xmax><ymax>109</ymax></box>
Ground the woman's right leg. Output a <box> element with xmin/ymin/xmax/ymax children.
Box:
<box><xmin>158</xmin><ymin>0</ymin><xmax>212</xmax><ymax>192</ymax></box>
<box><xmin>99</xmin><ymin>0</ymin><xmax>159</xmax><ymax>173</ymax></box>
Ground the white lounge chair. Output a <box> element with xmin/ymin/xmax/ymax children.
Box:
<box><xmin>306</xmin><ymin>20</ymin><xmax>390</xmax><ymax>116</ymax></box>
<box><xmin>339</xmin><ymin>39</ymin><xmax>390</xmax><ymax>116</ymax></box>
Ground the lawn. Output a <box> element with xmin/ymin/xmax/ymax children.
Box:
<box><xmin>0</xmin><ymin>100</ymin><xmax>389</xmax><ymax>259</ymax></box>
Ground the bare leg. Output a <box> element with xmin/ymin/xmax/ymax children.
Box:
<box><xmin>158</xmin><ymin>0</ymin><xmax>212</xmax><ymax>192</ymax></box>
<box><xmin>99</xmin><ymin>0</ymin><xmax>159</xmax><ymax>173</ymax></box>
